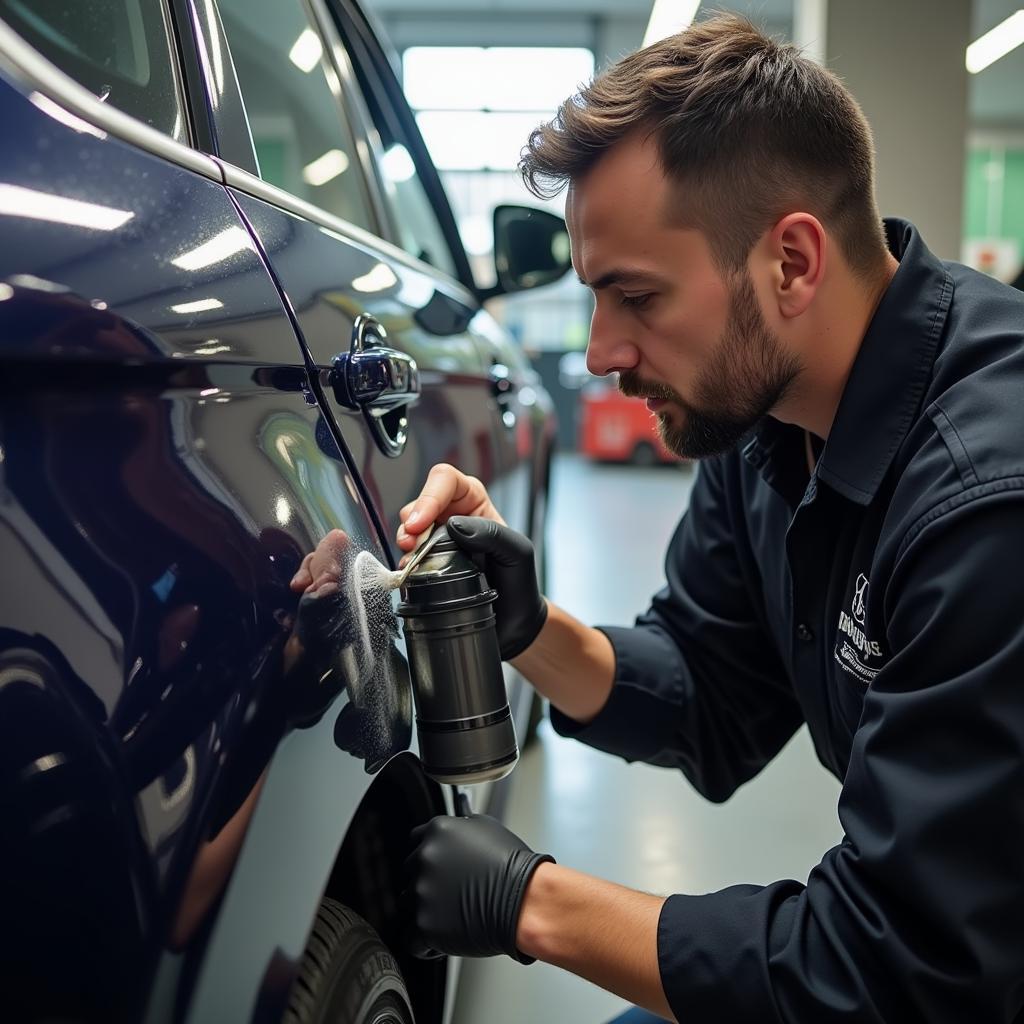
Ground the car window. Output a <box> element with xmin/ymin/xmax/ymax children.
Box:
<box><xmin>375</xmin><ymin>140</ymin><xmax>458</xmax><ymax>278</ymax></box>
<box><xmin>216</xmin><ymin>0</ymin><xmax>376</xmax><ymax>235</ymax></box>
<box><xmin>0</xmin><ymin>0</ymin><xmax>187</xmax><ymax>143</ymax></box>
<box><xmin>375</xmin><ymin>139</ymin><xmax>458</xmax><ymax>279</ymax></box>
<box><xmin>330</xmin><ymin>15</ymin><xmax>459</xmax><ymax>277</ymax></box>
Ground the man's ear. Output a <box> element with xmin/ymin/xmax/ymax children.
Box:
<box><xmin>767</xmin><ymin>213</ymin><xmax>826</xmax><ymax>318</ymax></box>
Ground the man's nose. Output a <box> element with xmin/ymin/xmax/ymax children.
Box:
<box><xmin>585</xmin><ymin>301</ymin><xmax>639</xmax><ymax>377</ymax></box>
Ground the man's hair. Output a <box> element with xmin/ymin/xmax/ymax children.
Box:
<box><xmin>521</xmin><ymin>13</ymin><xmax>888</xmax><ymax>282</ymax></box>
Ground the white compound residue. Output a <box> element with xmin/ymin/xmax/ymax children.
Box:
<box><xmin>351</xmin><ymin>550</ymin><xmax>398</xmax><ymax>673</ymax></box>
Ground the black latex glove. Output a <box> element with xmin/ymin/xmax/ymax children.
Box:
<box><xmin>403</xmin><ymin>813</ymin><xmax>554</xmax><ymax>962</ymax></box>
<box><xmin>446</xmin><ymin>516</ymin><xmax>548</xmax><ymax>660</ymax></box>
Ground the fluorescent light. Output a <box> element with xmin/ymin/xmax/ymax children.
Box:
<box><xmin>302</xmin><ymin>149</ymin><xmax>349</xmax><ymax>186</ymax></box>
<box><xmin>289</xmin><ymin>29</ymin><xmax>323</xmax><ymax>73</ymax></box>
<box><xmin>967</xmin><ymin>10</ymin><xmax>1024</xmax><ymax>73</ymax></box>
<box><xmin>381</xmin><ymin>144</ymin><xmax>416</xmax><ymax>183</ymax></box>
<box><xmin>0</xmin><ymin>184</ymin><xmax>133</xmax><ymax>230</ymax></box>
<box><xmin>171</xmin><ymin>298</ymin><xmax>224</xmax><ymax>314</ymax></box>
<box><xmin>171</xmin><ymin>226</ymin><xmax>250</xmax><ymax>270</ymax></box>
<box><xmin>643</xmin><ymin>0</ymin><xmax>700</xmax><ymax>47</ymax></box>
<box><xmin>7</xmin><ymin>274</ymin><xmax>68</xmax><ymax>293</ymax></box>
<box><xmin>194</xmin><ymin>341</ymin><xmax>231</xmax><ymax>355</ymax></box>
<box><xmin>0</xmin><ymin>283</ymin><xmax>12</xmax><ymax>301</ymax></box>
<box><xmin>352</xmin><ymin>263</ymin><xmax>398</xmax><ymax>293</ymax></box>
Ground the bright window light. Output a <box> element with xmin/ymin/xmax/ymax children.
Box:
<box><xmin>404</xmin><ymin>48</ymin><xmax>487</xmax><ymax>109</ymax></box>
<box><xmin>171</xmin><ymin>298</ymin><xmax>224</xmax><ymax>314</ymax></box>
<box><xmin>484</xmin><ymin>49</ymin><xmax>594</xmax><ymax>109</ymax></box>
<box><xmin>416</xmin><ymin>110</ymin><xmax>555</xmax><ymax>171</ymax></box>
<box><xmin>0</xmin><ymin>184</ymin><xmax>133</xmax><ymax>230</ymax></box>
<box><xmin>483</xmin><ymin>111</ymin><xmax>549</xmax><ymax>169</ymax></box>
<box><xmin>416</xmin><ymin>112</ymin><xmax>489</xmax><ymax>170</ymax></box>
<box><xmin>171</xmin><ymin>226</ymin><xmax>251</xmax><ymax>270</ymax></box>
<box><xmin>289</xmin><ymin>28</ymin><xmax>323</xmax><ymax>73</ymax></box>
<box><xmin>966</xmin><ymin>10</ymin><xmax>1024</xmax><ymax>73</ymax></box>
<box><xmin>405</xmin><ymin>47</ymin><xmax>595</xmax><ymax>173</ymax></box>
<box><xmin>302</xmin><ymin>149</ymin><xmax>350</xmax><ymax>186</ymax></box>
<box><xmin>404</xmin><ymin>47</ymin><xmax>593</xmax><ymax>111</ymax></box>
<box><xmin>643</xmin><ymin>0</ymin><xmax>700</xmax><ymax>46</ymax></box>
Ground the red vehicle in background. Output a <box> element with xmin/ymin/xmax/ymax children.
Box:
<box><xmin>578</xmin><ymin>373</ymin><xmax>684</xmax><ymax>465</ymax></box>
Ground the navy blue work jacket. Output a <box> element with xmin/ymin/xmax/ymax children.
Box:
<box><xmin>552</xmin><ymin>219</ymin><xmax>1024</xmax><ymax>1022</ymax></box>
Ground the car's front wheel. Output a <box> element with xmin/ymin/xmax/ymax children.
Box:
<box><xmin>284</xmin><ymin>899</ymin><xmax>414</xmax><ymax>1024</ymax></box>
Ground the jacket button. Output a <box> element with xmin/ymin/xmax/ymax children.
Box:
<box><xmin>796</xmin><ymin>623</ymin><xmax>814</xmax><ymax>642</ymax></box>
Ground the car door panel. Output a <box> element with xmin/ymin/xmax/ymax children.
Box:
<box><xmin>0</xmin><ymin>64</ymin><xmax>420</xmax><ymax>1022</ymax></box>
<box><xmin>231</xmin><ymin>188</ymin><xmax>513</xmax><ymax>559</ymax></box>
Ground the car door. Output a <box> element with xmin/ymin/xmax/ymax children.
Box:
<box><xmin>0</xmin><ymin>4</ymin><xmax>425</xmax><ymax>1021</ymax></box>
<box><xmin>210</xmin><ymin>0</ymin><xmax>543</xmax><ymax>565</ymax></box>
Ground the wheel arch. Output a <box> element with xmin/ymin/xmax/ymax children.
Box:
<box><xmin>323</xmin><ymin>752</ymin><xmax>448</xmax><ymax>1024</ymax></box>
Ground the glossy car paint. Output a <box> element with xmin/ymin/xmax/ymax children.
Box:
<box><xmin>0</xmin><ymin>0</ymin><xmax>557</xmax><ymax>1020</ymax></box>
<box><xmin>0</xmin><ymin>66</ymin><xmax>428</xmax><ymax>1023</ymax></box>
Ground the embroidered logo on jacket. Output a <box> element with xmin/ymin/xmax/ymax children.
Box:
<box><xmin>835</xmin><ymin>573</ymin><xmax>885</xmax><ymax>683</ymax></box>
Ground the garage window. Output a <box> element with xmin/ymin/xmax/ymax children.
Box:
<box><xmin>404</xmin><ymin>47</ymin><xmax>594</xmax><ymax>171</ymax></box>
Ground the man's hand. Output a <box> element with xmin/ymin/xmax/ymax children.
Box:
<box><xmin>403</xmin><ymin>814</ymin><xmax>554</xmax><ymax>962</ymax></box>
<box><xmin>397</xmin><ymin>463</ymin><xmax>505</xmax><ymax>554</ymax></box>
<box><xmin>446</xmin><ymin>516</ymin><xmax>548</xmax><ymax>660</ymax></box>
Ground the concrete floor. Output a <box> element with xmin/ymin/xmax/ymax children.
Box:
<box><xmin>451</xmin><ymin>454</ymin><xmax>844</xmax><ymax>1024</ymax></box>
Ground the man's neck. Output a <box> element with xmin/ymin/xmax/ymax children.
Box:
<box><xmin>777</xmin><ymin>252</ymin><xmax>899</xmax><ymax>441</ymax></box>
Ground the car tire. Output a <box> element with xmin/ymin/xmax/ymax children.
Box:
<box><xmin>284</xmin><ymin>899</ymin><xmax>415</xmax><ymax>1024</ymax></box>
<box><xmin>630</xmin><ymin>441</ymin><xmax>658</xmax><ymax>466</ymax></box>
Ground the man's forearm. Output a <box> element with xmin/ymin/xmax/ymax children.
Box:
<box><xmin>516</xmin><ymin>862</ymin><xmax>674</xmax><ymax>1020</ymax></box>
<box><xmin>511</xmin><ymin>601</ymin><xmax>615</xmax><ymax>723</ymax></box>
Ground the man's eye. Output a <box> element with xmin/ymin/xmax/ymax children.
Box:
<box><xmin>621</xmin><ymin>293</ymin><xmax>653</xmax><ymax>309</ymax></box>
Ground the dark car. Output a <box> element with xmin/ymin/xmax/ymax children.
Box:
<box><xmin>0</xmin><ymin>2</ymin><xmax>570</xmax><ymax>1021</ymax></box>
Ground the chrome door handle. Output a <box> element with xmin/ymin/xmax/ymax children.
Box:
<box><xmin>331</xmin><ymin>314</ymin><xmax>420</xmax><ymax>411</ymax></box>
<box><xmin>329</xmin><ymin>314</ymin><xmax>419</xmax><ymax>458</ymax></box>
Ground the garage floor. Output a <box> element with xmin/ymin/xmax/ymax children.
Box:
<box><xmin>451</xmin><ymin>454</ymin><xmax>843</xmax><ymax>1024</ymax></box>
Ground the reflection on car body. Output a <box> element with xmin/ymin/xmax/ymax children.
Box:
<box><xmin>0</xmin><ymin>0</ymin><xmax>569</xmax><ymax>1020</ymax></box>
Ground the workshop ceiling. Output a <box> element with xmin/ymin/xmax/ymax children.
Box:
<box><xmin>368</xmin><ymin>0</ymin><xmax>1023</xmax><ymax>129</ymax></box>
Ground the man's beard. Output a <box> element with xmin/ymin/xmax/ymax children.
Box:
<box><xmin>619</xmin><ymin>272</ymin><xmax>801</xmax><ymax>459</ymax></box>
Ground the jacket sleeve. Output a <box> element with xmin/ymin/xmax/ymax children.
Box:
<box><xmin>550</xmin><ymin>454</ymin><xmax>803</xmax><ymax>802</ymax></box>
<box><xmin>655</xmin><ymin>494</ymin><xmax>1024</xmax><ymax>1023</ymax></box>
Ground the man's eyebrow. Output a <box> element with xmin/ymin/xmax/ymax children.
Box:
<box><xmin>576</xmin><ymin>268</ymin><xmax>664</xmax><ymax>291</ymax></box>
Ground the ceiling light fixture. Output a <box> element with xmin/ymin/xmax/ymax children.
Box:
<box><xmin>302</xmin><ymin>149</ymin><xmax>350</xmax><ymax>186</ymax></box>
<box><xmin>966</xmin><ymin>9</ymin><xmax>1024</xmax><ymax>73</ymax></box>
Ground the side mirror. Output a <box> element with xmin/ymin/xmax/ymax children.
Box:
<box><xmin>484</xmin><ymin>204</ymin><xmax>572</xmax><ymax>299</ymax></box>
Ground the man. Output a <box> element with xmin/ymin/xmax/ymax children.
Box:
<box><xmin>401</xmin><ymin>14</ymin><xmax>1024</xmax><ymax>1022</ymax></box>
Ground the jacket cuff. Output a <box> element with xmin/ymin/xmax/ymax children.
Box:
<box><xmin>548</xmin><ymin>625</ymin><xmax>686</xmax><ymax>762</ymax></box>
<box><xmin>657</xmin><ymin>884</ymin><xmax>800</xmax><ymax>1023</ymax></box>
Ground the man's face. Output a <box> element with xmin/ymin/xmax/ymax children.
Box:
<box><xmin>567</xmin><ymin>135</ymin><xmax>801</xmax><ymax>459</ymax></box>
